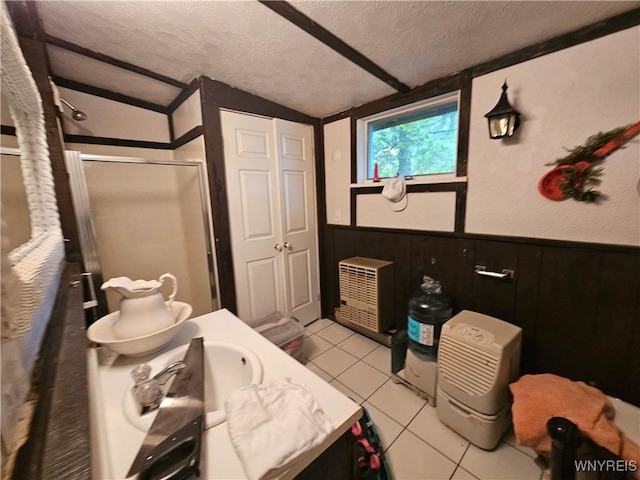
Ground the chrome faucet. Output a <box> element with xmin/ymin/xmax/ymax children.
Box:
<box><xmin>131</xmin><ymin>361</ymin><xmax>186</xmax><ymax>415</ymax></box>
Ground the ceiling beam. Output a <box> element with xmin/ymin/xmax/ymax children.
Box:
<box><xmin>45</xmin><ymin>34</ymin><xmax>189</xmax><ymax>90</ymax></box>
<box><xmin>259</xmin><ymin>1</ymin><xmax>411</xmax><ymax>94</ymax></box>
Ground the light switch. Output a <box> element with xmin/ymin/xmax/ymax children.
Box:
<box><xmin>334</xmin><ymin>209</ymin><xmax>341</xmax><ymax>222</ymax></box>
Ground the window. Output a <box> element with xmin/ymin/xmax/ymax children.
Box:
<box><xmin>359</xmin><ymin>92</ymin><xmax>459</xmax><ymax>181</ymax></box>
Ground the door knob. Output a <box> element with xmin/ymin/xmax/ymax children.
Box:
<box><xmin>283</xmin><ymin>242</ymin><xmax>291</xmax><ymax>249</ymax></box>
<box><xmin>274</xmin><ymin>244</ymin><xmax>283</xmax><ymax>251</ymax></box>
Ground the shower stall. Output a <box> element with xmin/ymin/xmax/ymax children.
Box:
<box><xmin>65</xmin><ymin>151</ymin><xmax>219</xmax><ymax>322</ymax></box>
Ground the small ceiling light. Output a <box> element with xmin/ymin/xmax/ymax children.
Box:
<box><xmin>484</xmin><ymin>80</ymin><xmax>520</xmax><ymax>139</ymax></box>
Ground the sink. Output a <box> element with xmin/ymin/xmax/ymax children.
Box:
<box><xmin>123</xmin><ymin>341</ymin><xmax>263</xmax><ymax>432</ymax></box>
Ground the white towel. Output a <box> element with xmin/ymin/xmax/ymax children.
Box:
<box><xmin>225</xmin><ymin>378</ymin><xmax>334</xmax><ymax>480</ymax></box>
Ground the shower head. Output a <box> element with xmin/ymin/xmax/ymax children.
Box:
<box><xmin>60</xmin><ymin>98</ymin><xmax>87</xmax><ymax>121</ymax></box>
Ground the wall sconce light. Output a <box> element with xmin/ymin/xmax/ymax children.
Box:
<box><xmin>484</xmin><ymin>81</ymin><xmax>520</xmax><ymax>139</ymax></box>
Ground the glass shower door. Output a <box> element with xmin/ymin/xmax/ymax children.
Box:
<box><xmin>66</xmin><ymin>152</ymin><xmax>218</xmax><ymax>321</ymax></box>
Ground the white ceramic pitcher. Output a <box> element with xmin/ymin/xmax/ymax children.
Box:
<box><xmin>101</xmin><ymin>273</ymin><xmax>178</xmax><ymax>340</ymax></box>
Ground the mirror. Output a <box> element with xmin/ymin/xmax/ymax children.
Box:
<box><xmin>0</xmin><ymin>149</ymin><xmax>31</xmax><ymax>252</ymax></box>
<box><xmin>1</xmin><ymin>1</ymin><xmax>65</xmax><ymax>457</ymax></box>
<box><xmin>1</xmin><ymin>0</ymin><xmax>65</xmax><ymax>338</ymax></box>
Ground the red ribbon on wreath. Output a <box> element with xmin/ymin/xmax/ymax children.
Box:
<box><xmin>539</xmin><ymin>121</ymin><xmax>640</xmax><ymax>202</ymax></box>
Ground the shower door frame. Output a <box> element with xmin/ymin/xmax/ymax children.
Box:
<box><xmin>65</xmin><ymin>151</ymin><xmax>220</xmax><ymax>319</ymax></box>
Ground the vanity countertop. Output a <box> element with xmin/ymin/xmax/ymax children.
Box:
<box><xmin>88</xmin><ymin>308</ymin><xmax>362</xmax><ymax>480</ymax></box>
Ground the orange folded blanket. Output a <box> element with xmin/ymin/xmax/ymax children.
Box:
<box><xmin>509</xmin><ymin>374</ymin><xmax>640</xmax><ymax>471</ymax></box>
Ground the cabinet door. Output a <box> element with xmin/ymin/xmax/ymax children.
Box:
<box><xmin>275</xmin><ymin>119</ymin><xmax>320</xmax><ymax>324</ymax></box>
<box><xmin>222</xmin><ymin>111</ymin><xmax>285</xmax><ymax>321</ymax></box>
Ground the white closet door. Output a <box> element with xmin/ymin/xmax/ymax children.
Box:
<box><xmin>222</xmin><ymin>111</ymin><xmax>285</xmax><ymax>322</ymax></box>
<box><xmin>275</xmin><ymin>118</ymin><xmax>320</xmax><ymax>324</ymax></box>
<box><xmin>222</xmin><ymin>111</ymin><xmax>320</xmax><ymax>325</ymax></box>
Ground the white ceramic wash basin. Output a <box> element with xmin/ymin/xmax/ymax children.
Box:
<box><xmin>122</xmin><ymin>341</ymin><xmax>263</xmax><ymax>432</ymax></box>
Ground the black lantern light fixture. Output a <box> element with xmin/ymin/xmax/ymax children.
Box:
<box><xmin>484</xmin><ymin>80</ymin><xmax>520</xmax><ymax>139</ymax></box>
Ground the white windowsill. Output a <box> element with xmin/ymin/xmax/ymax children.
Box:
<box><xmin>350</xmin><ymin>174</ymin><xmax>467</xmax><ymax>188</ymax></box>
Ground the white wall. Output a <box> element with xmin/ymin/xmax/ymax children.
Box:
<box><xmin>58</xmin><ymin>87</ymin><xmax>170</xmax><ymax>143</ymax></box>
<box><xmin>323</xmin><ymin>27</ymin><xmax>640</xmax><ymax>246</ymax></box>
<box><xmin>357</xmin><ymin>191</ymin><xmax>457</xmax><ymax>231</ymax></box>
<box><xmin>171</xmin><ymin>89</ymin><xmax>202</xmax><ymax>139</ymax></box>
<box><xmin>466</xmin><ymin>27</ymin><xmax>639</xmax><ymax>246</ymax></box>
<box><xmin>324</xmin><ymin>115</ymin><xmax>465</xmax><ymax>232</ymax></box>
<box><xmin>64</xmin><ymin>142</ymin><xmax>173</xmax><ymax>160</ymax></box>
<box><xmin>1</xmin><ymin>91</ymin><xmax>13</xmax><ymax>127</ymax></box>
<box><xmin>0</xmin><ymin>134</ymin><xmax>18</xmax><ymax>149</ymax></box>
<box><xmin>324</xmin><ymin>118</ymin><xmax>351</xmax><ymax>225</ymax></box>
<box><xmin>173</xmin><ymin>136</ymin><xmax>205</xmax><ymax>162</ymax></box>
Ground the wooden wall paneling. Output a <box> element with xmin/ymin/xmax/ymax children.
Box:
<box><xmin>409</xmin><ymin>234</ymin><xmax>427</xmax><ymax>297</ymax></box>
<box><xmin>352</xmin><ymin>229</ymin><xmax>411</xmax><ymax>327</ymax></box>
<box><xmin>419</xmin><ymin>235</ymin><xmax>460</xmax><ymax>302</ymax></box>
<box><xmin>314</xmin><ymin>119</ymin><xmax>328</xmax><ymax>319</ymax></box>
<box><xmin>453</xmin><ymin>238</ymin><xmax>476</xmax><ymax>313</ymax></box>
<box><xmin>534</xmin><ymin>246</ymin><xmax>602</xmax><ymax>383</ymax></box>
<box><xmin>199</xmin><ymin>98</ymin><xmax>237</xmax><ymax>314</ymax></box>
<box><xmin>321</xmin><ymin>227</ymin><xmax>337</xmax><ymax>317</ymax></box>
<box><xmin>513</xmin><ymin>244</ymin><xmax>543</xmax><ymax>374</ymax></box>
<box><xmin>352</xmin><ymin>229</ymin><xmax>385</xmax><ymax>260</ymax></box>
<box><xmin>391</xmin><ymin>232</ymin><xmax>412</xmax><ymax>327</ymax></box>
<box><xmin>332</xmin><ymin>228</ymin><xmax>357</xmax><ymax>269</ymax></box>
<box><xmin>591</xmin><ymin>251</ymin><xmax>640</xmax><ymax>401</ymax></box>
<box><xmin>470</xmin><ymin>240</ymin><xmax>519</xmax><ymax>322</ymax></box>
<box><xmin>622</xmin><ymin>293</ymin><xmax>640</xmax><ymax>405</ymax></box>
<box><xmin>328</xmin><ymin>227</ymin><xmax>357</xmax><ymax>314</ymax></box>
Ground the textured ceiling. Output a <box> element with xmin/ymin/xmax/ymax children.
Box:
<box><xmin>34</xmin><ymin>0</ymin><xmax>639</xmax><ymax>118</ymax></box>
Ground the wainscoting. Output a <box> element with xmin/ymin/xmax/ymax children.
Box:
<box><xmin>321</xmin><ymin>226</ymin><xmax>640</xmax><ymax>406</ymax></box>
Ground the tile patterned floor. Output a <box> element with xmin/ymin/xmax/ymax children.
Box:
<box><xmin>303</xmin><ymin>319</ymin><xmax>545</xmax><ymax>480</ymax></box>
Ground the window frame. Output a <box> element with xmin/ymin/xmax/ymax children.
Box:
<box><xmin>356</xmin><ymin>91</ymin><xmax>462</xmax><ymax>184</ymax></box>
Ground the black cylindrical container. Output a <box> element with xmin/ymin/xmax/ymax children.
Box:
<box><xmin>407</xmin><ymin>277</ymin><xmax>452</xmax><ymax>360</ymax></box>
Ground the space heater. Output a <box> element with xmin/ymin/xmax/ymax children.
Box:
<box><xmin>436</xmin><ymin>310</ymin><xmax>522</xmax><ymax>450</ymax></box>
<box><xmin>338</xmin><ymin>257</ymin><xmax>394</xmax><ymax>333</ymax></box>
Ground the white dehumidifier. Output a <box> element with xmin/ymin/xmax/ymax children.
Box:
<box><xmin>436</xmin><ymin>310</ymin><xmax>522</xmax><ymax>450</ymax></box>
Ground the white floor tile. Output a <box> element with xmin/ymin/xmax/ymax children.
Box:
<box><xmin>329</xmin><ymin>379</ymin><xmax>364</xmax><ymax>404</ymax></box>
<box><xmin>303</xmin><ymin>335</ymin><xmax>332</xmax><ymax>360</ymax></box>
<box><xmin>503</xmin><ymin>428</ymin><xmax>537</xmax><ymax>459</ymax></box>
<box><xmin>335</xmin><ymin>361</ymin><xmax>388</xmax><ymax>399</ymax></box>
<box><xmin>305</xmin><ymin>361</ymin><xmax>333</xmax><ymax>382</ymax></box>
<box><xmin>311</xmin><ymin>346</ymin><xmax>359</xmax><ymax>378</ymax></box>
<box><xmin>609</xmin><ymin>396</ymin><xmax>640</xmax><ymax>444</ymax></box>
<box><xmin>305</xmin><ymin>318</ymin><xmax>334</xmax><ymax>334</ymax></box>
<box><xmin>368</xmin><ymin>378</ymin><xmax>426</xmax><ymax>427</ymax></box>
<box><xmin>315</xmin><ymin>323</ymin><xmax>355</xmax><ymax>345</ymax></box>
<box><xmin>386</xmin><ymin>429</ymin><xmax>457</xmax><ymax>480</ymax></box>
<box><xmin>450</xmin><ymin>466</ymin><xmax>479</xmax><ymax>479</ymax></box>
<box><xmin>337</xmin><ymin>333</ymin><xmax>380</xmax><ymax>359</ymax></box>
<box><xmin>362</xmin><ymin>401</ymin><xmax>403</xmax><ymax>452</ymax></box>
<box><xmin>362</xmin><ymin>344</ymin><xmax>392</xmax><ymax>375</ymax></box>
<box><xmin>407</xmin><ymin>404</ymin><xmax>470</xmax><ymax>464</ymax></box>
<box><xmin>460</xmin><ymin>442</ymin><xmax>542</xmax><ymax>480</ymax></box>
